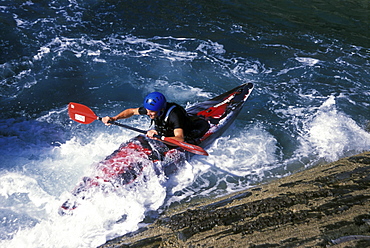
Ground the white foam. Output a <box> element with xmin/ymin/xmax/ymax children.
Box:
<box><xmin>162</xmin><ymin>123</ymin><xmax>281</xmax><ymax>204</ymax></box>
<box><xmin>196</xmin><ymin>40</ymin><xmax>226</xmax><ymax>55</ymax></box>
<box><xmin>33</xmin><ymin>47</ymin><xmax>51</xmax><ymax>61</ymax></box>
<box><xmin>305</xmin><ymin>96</ymin><xmax>370</xmax><ymax>161</ymax></box>
<box><xmin>295</xmin><ymin>57</ymin><xmax>320</xmax><ymax>66</ymax></box>
<box><xmin>0</xmin><ymin>173</ymin><xmax>55</xmax><ymax>220</ymax></box>
<box><xmin>0</xmin><ymin>130</ymin><xmax>168</xmax><ymax>248</ymax></box>
<box><xmin>206</xmin><ymin>124</ymin><xmax>279</xmax><ymax>176</ymax></box>
<box><xmin>281</xmin><ymin>95</ymin><xmax>370</xmax><ymax>166</ymax></box>
<box><xmin>142</xmin><ymin>80</ymin><xmax>213</xmax><ymax>103</ymax></box>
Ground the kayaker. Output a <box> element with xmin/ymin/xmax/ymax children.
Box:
<box><xmin>101</xmin><ymin>92</ymin><xmax>209</xmax><ymax>144</ymax></box>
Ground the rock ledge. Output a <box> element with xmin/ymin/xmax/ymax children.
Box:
<box><xmin>100</xmin><ymin>152</ymin><xmax>370</xmax><ymax>248</ymax></box>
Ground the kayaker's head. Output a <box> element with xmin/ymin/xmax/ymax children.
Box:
<box><xmin>143</xmin><ymin>92</ymin><xmax>167</xmax><ymax>119</ymax></box>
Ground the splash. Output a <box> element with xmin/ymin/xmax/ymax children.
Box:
<box><xmin>207</xmin><ymin>124</ymin><xmax>279</xmax><ymax>176</ymax></box>
<box><xmin>305</xmin><ymin>96</ymin><xmax>370</xmax><ymax>162</ymax></box>
<box><xmin>0</xmin><ymin>132</ymin><xmax>168</xmax><ymax>248</ymax></box>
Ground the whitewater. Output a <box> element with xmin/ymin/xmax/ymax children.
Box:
<box><xmin>1</xmin><ymin>0</ymin><xmax>369</xmax><ymax>247</ymax></box>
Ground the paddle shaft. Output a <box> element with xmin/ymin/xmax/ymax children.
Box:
<box><xmin>68</xmin><ymin>102</ymin><xmax>208</xmax><ymax>156</ymax></box>
<box><xmin>99</xmin><ymin>117</ymin><xmax>163</xmax><ymax>140</ymax></box>
<box><xmin>100</xmin><ymin>119</ymin><xmax>208</xmax><ymax>156</ymax></box>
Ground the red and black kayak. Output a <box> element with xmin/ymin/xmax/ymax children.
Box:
<box><xmin>59</xmin><ymin>83</ymin><xmax>254</xmax><ymax>215</ymax></box>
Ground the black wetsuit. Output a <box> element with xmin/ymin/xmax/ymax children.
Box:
<box><xmin>139</xmin><ymin>103</ymin><xmax>209</xmax><ymax>144</ymax></box>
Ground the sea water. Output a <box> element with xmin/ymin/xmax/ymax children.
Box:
<box><xmin>1</xmin><ymin>0</ymin><xmax>369</xmax><ymax>247</ymax></box>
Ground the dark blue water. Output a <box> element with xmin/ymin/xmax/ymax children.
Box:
<box><xmin>1</xmin><ymin>0</ymin><xmax>369</xmax><ymax>247</ymax></box>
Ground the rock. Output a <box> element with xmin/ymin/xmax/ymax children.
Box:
<box><xmin>99</xmin><ymin>151</ymin><xmax>370</xmax><ymax>248</ymax></box>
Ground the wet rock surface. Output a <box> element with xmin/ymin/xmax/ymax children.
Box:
<box><xmin>99</xmin><ymin>152</ymin><xmax>370</xmax><ymax>248</ymax></box>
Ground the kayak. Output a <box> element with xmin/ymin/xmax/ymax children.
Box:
<box><xmin>59</xmin><ymin>83</ymin><xmax>254</xmax><ymax>215</ymax></box>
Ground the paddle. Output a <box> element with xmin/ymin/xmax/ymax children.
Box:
<box><xmin>68</xmin><ymin>102</ymin><xmax>208</xmax><ymax>156</ymax></box>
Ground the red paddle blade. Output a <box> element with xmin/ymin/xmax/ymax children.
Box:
<box><xmin>68</xmin><ymin>102</ymin><xmax>98</xmax><ymax>124</ymax></box>
<box><xmin>163</xmin><ymin>137</ymin><xmax>208</xmax><ymax>156</ymax></box>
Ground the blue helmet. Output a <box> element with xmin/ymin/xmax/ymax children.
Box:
<box><xmin>143</xmin><ymin>92</ymin><xmax>167</xmax><ymax>111</ymax></box>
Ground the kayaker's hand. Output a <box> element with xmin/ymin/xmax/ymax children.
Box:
<box><xmin>146</xmin><ymin>130</ymin><xmax>160</xmax><ymax>140</ymax></box>
<box><xmin>101</xmin><ymin>116</ymin><xmax>115</xmax><ymax>126</ymax></box>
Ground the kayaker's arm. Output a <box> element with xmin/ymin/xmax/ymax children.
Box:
<box><xmin>172</xmin><ymin>128</ymin><xmax>185</xmax><ymax>142</ymax></box>
<box><xmin>146</xmin><ymin>128</ymin><xmax>185</xmax><ymax>142</ymax></box>
<box><xmin>101</xmin><ymin>108</ymin><xmax>140</xmax><ymax>125</ymax></box>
